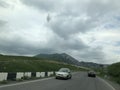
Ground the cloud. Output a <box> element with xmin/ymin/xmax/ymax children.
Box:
<box><xmin>80</xmin><ymin>47</ymin><xmax>105</xmax><ymax>63</ymax></box>
<box><xmin>48</xmin><ymin>15</ymin><xmax>96</xmax><ymax>38</ymax></box>
<box><xmin>86</xmin><ymin>0</ymin><xmax>120</xmax><ymax>17</ymax></box>
<box><xmin>0</xmin><ymin>29</ymin><xmax>54</xmax><ymax>56</ymax></box>
<box><xmin>0</xmin><ymin>0</ymin><xmax>9</xmax><ymax>8</ymax></box>
<box><xmin>21</xmin><ymin>0</ymin><xmax>120</xmax><ymax>39</ymax></box>
<box><xmin>0</xmin><ymin>20</ymin><xmax>6</xmax><ymax>26</ymax></box>
<box><xmin>21</xmin><ymin>0</ymin><xmax>60</xmax><ymax>12</ymax></box>
<box><xmin>0</xmin><ymin>20</ymin><xmax>7</xmax><ymax>33</ymax></box>
<box><xmin>21</xmin><ymin>0</ymin><xmax>96</xmax><ymax>36</ymax></box>
<box><xmin>0</xmin><ymin>0</ymin><xmax>120</xmax><ymax>64</ymax></box>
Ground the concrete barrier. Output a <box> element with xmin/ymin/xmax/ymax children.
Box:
<box><xmin>7</xmin><ymin>72</ymin><xmax>16</xmax><ymax>80</ymax></box>
<box><xmin>24</xmin><ymin>72</ymin><xmax>31</xmax><ymax>77</ymax></box>
<box><xmin>31</xmin><ymin>72</ymin><xmax>36</xmax><ymax>77</ymax></box>
<box><xmin>45</xmin><ymin>72</ymin><xmax>48</xmax><ymax>77</ymax></box>
<box><xmin>16</xmin><ymin>72</ymin><xmax>24</xmax><ymax>79</ymax></box>
<box><xmin>0</xmin><ymin>73</ymin><xmax>8</xmax><ymax>81</ymax></box>
<box><xmin>0</xmin><ymin>71</ymin><xmax>54</xmax><ymax>81</ymax></box>
<box><xmin>48</xmin><ymin>72</ymin><xmax>54</xmax><ymax>77</ymax></box>
<box><xmin>40</xmin><ymin>72</ymin><xmax>45</xmax><ymax>77</ymax></box>
<box><xmin>36</xmin><ymin>72</ymin><xmax>41</xmax><ymax>78</ymax></box>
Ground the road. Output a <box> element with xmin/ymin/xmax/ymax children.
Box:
<box><xmin>0</xmin><ymin>72</ymin><xmax>115</xmax><ymax>90</ymax></box>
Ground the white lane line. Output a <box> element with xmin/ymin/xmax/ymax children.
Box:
<box><xmin>97</xmin><ymin>77</ymin><xmax>116</xmax><ymax>90</ymax></box>
<box><xmin>0</xmin><ymin>77</ymin><xmax>54</xmax><ymax>88</ymax></box>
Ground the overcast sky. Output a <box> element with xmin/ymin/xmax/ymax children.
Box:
<box><xmin>0</xmin><ymin>0</ymin><xmax>120</xmax><ymax>64</ymax></box>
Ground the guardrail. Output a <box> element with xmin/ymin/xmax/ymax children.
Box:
<box><xmin>0</xmin><ymin>72</ymin><xmax>55</xmax><ymax>81</ymax></box>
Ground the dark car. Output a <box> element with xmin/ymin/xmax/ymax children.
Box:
<box><xmin>88</xmin><ymin>71</ymin><xmax>96</xmax><ymax>77</ymax></box>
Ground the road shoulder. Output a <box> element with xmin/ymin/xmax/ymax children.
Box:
<box><xmin>105</xmin><ymin>79</ymin><xmax>120</xmax><ymax>90</ymax></box>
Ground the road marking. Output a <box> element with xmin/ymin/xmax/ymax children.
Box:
<box><xmin>97</xmin><ymin>77</ymin><xmax>116</xmax><ymax>90</ymax></box>
<box><xmin>0</xmin><ymin>77</ymin><xmax>54</xmax><ymax>88</ymax></box>
<box><xmin>0</xmin><ymin>72</ymin><xmax>78</xmax><ymax>88</ymax></box>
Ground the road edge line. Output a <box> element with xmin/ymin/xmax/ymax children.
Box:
<box><xmin>98</xmin><ymin>77</ymin><xmax>116</xmax><ymax>90</ymax></box>
<box><xmin>0</xmin><ymin>77</ymin><xmax>54</xmax><ymax>88</ymax></box>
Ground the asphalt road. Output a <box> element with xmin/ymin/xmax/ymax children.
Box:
<box><xmin>0</xmin><ymin>72</ymin><xmax>115</xmax><ymax>90</ymax></box>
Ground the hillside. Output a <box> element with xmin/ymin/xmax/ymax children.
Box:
<box><xmin>35</xmin><ymin>53</ymin><xmax>104</xmax><ymax>68</ymax></box>
<box><xmin>35</xmin><ymin>53</ymin><xmax>80</xmax><ymax>66</ymax></box>
<box><xmin>0</xmin><ymin>53</ymin><xmax>104</xmax><ymax>72</ymax></box>
<box><xmin>0</xmin><ymin>54</ymin><xmax>84</xmax><ymax>72</ymax></box>
<box><xmin>108</xmin><ymin>62</ymin><xmax>120</xmax><ymax>84</ymax></box>
<box><xmin>79</xmin><ymin>61</ymin><xmax>105</xmax><ymax>68</ymax></box>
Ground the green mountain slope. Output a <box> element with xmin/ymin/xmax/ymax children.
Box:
<box><xmin>108</xmin><ymin>62</ymin><xmax>120</xmax><ymax>84</ymax></box>
<box><xmin>35</xmin><ymin>53</ymin><xmax>105</xmax><ymax>69</ymax></box>
<box><xmin>35</xmin><ymin>53</ymin><xmax>80</xmax><ymax>65</ymax></box>
<box><xmin>0</xmin><ymin>54</ymin><xmax>84</xmax><ymax>72</ymax></box>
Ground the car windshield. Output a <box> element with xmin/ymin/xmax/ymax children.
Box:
<box><xmin>89</xmin><ymin>71</ymin><xmax>95</xmax><ymax>73</ymax></box>
<box><xmin>59</xmin><ymin>68</ymin><xmax>70</xmax><ymax>72</ymax></box>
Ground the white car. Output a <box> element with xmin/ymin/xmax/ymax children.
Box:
<box><xmin>55</xmin><ymin>68</ymin><xmax>72</xmax><ymax>79</ymax></box>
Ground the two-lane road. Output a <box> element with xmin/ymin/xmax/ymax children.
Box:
<box><xmin>0</xmin><ymin>72</ymin><xmax>115</xmax><ymax>90</ymax></box>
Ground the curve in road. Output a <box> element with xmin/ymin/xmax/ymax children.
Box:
<box><xmin>0</xmin><ymin>72</ymin><xmax>115</xmax><ymax>90</ymax></box>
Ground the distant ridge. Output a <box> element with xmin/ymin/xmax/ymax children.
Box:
<box><xmin>35</xmin><ymin>53</ymin><xmax>80</xmax><ymax>66</ymax></box>
<box><xmin>0</xmin><ymin>54</ymin><xmax>3</xmax><ymax>56</ymax></box>
<box><xmin>0</xmin><ymin>53</ymin><xmax>106</xmax><ymax>69</ymax></box>
<box><xmin>35</xmin><ymin>53</ymin><xmax>106</xmax><ymax>68</ymax></box>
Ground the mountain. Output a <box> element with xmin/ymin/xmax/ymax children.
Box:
<box><xmin>0</xmin><ymin>54</ymin><xmax>3</xmax><ymax>56</ymax></box>
<box><xmin>79</xmin><ymin>61</ymin><xmax>106</xmax><ymax>68</ymax></box>
<box><xmin>35</xmin><ymin>53</ymin><xmax>105</xmax><ymax>68</ymax></box>
<box><xmin>0</xmin><ymin>54</ymin><xmax>83</xmax><ymax>72</ymax></box>
<box><xmin>0</xmin><ymin>53</ymin><xmax>105</xmax><ymax>69</ymax></box>
<box><xmin>35</xmin><ymin>53</ymin><xmax>80</xmax><ymax>66</ymax></box>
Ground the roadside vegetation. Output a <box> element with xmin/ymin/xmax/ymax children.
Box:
<box><xmin>89</xmin><ymin>62</ymin><xmax>120</xmax><ymax>85</ymax></box>
<box><xmin>107</xmin><ymin>62</ymin><xmax>120</xmax><ymax>84</ymax></box>
<box><xmin>0</xmin><ymin>54</ymin><xmax>85</xmax><ymax>72</ymax></box>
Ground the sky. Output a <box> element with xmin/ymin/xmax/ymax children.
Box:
<box><xmin>0</xmin><ymin>0</ymin><xmax>120</xmax><ymax>64</ymax></box>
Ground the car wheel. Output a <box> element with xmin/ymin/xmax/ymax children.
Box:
<box><xmin>69</xmin><ymin>75</ymin><xmax>72</xmax><ymax>79</ymax></box>
<box><xmin>69</xmin><ymin>76</ymin><xmax>71</xmax><ymax>79</ymax></box>
<box><xmin>66</xmin><ymin>76</ymin><xmax>69</xmax><ymax>80</ymax></box>
<box><xmin>55</xmin><ymin>77</ymin><xmax>58</xmax><ymax>79</ymax></box>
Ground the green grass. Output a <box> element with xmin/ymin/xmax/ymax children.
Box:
<box><xmin>0</xmin><ymin>55</ymin><xmax>85</xmax><ymax>72</ymax></box>
<box><xmin>108</xmin><ymin>62</ymin><xmax>120</xmax><ymax>84</ymax></box>
<box><xmin>0</xmin><ymin>80</ymin><xmax>8</xmax><ymax>84</ymax></box>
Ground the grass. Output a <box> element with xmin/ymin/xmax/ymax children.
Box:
<box><xmin>107</xmin><ymin>62</ymin><xmax>120</xmax><ymax>84</ymax></box>
<box><xmin>0</xmin><ymin>55</ymin><xmax>86</xmax><ymax>72</ymax></box>
<box><xmin>0</xmin><ymin>80</ymin><xmax>8</xmax><ymax>84</ymax></box>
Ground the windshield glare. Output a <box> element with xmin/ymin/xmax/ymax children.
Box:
<box><xmin>59</xmin><ymin>69</ymin><xmax>70</xmax><ymax>72</ymax></box>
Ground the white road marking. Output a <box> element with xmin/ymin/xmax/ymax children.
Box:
<box><xmin>0</xmin><ymin>72</ymin><xmax>116</xmax><ymax>90</ymax></box>
<box><xmin>0</xmin><ymin>77</ymin><xmax>54</xmax><ymax>88</ymax></box>
<box><xmin>98</xmin><ymin>77</ymin><xmax>116</xmax><ymax>90</ymax></box>
<box><xmin>0</xmin><ymin>72</ymin><xmax>77</xmax><ymax>88</ymax></box>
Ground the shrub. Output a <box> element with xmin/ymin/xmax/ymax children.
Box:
<box><xmin>0</xmin><ymin>80</ymin><xmax>8</xmax><ymax>84</ymax></box>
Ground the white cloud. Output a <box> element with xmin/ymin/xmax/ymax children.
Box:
<box><xmin>0</xmin><ymin>0</ymin><xmax>120</xmax><ymax>64</ymax></box>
